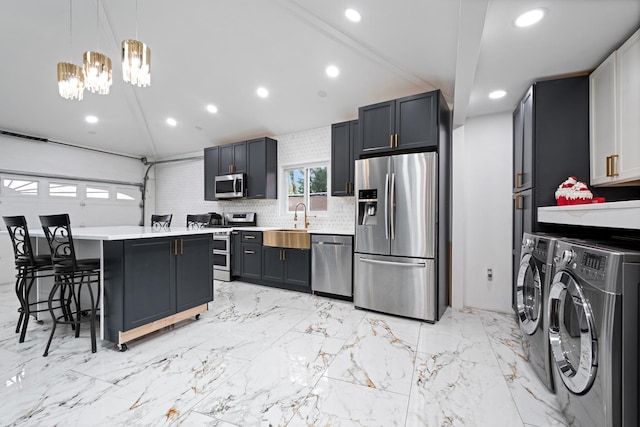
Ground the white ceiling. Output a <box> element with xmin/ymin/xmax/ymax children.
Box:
<box><xmin>1</xmin><ymin>0</ymin><xmax>638</xmax><ymax>160</ymax></box>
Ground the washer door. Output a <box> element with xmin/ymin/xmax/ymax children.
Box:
<box><xmin>548</xmin><ymin>270</ymin><xmax>597</xmax><ymax>394</ymax></box>
<box><xmin>517</xmin><ymin>253</ymin><xmax>542</xmax><ymax>335</ymax></box>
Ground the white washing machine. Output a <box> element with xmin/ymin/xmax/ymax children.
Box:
<box><xmin>516</xmin><ymin>232</ymin><xmax>557</xmax><ymax>392</ymax></box>
<box><xmin>548</xmin><ymin>238</ymin><xmax>640</xmax><ymax>427</ymax></box>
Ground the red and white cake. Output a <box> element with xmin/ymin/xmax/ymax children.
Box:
<box><xmin>555</xmin><ymin>176</ymin><xmax>578</xmax><ymax>205</ymax></box>
<box><xmin>565</xmin><ymin>181</ymin><xmax>593</xmax><ymax>204</ymax></box>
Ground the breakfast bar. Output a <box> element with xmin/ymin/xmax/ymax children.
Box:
<box><xmin>28</xmin><ymin>226</ymin><xmax>215</xmax><ymax>351</ymax></box>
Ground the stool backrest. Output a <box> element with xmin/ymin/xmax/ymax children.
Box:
<box><xmin>3</xmin><ymin>215</ymin><xmax>37</xmax><ymax>265</ymax></box>
<box><xmin>151</xmin><ymin>214</ymin><xmax>172</xmax><ymax>229</ymax></box>
<box><xmin>39</xmin><ymin>214</ymin><xmax>77</xmax><ymax>270</ymax></box>
<box><xmin>186</xmin><ymin>213</ymin><xmax>212</xmax><ymax>229</ymax></box>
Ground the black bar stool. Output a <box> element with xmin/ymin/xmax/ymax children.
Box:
<box><xmin>151</xmin><ymin>214</ymin><xmax>172</xmax><ymax>229</ymax></box>
<box><xmin>3</xmin><ymin>216</ymin><xmax>57</xmax><ymax>343</ymax></box>
<box><xmin>186</xmin><ymin>213</ymin><xmax>212</xmax><ymax>229</ymax></box>
<box><xmin>39</xmin><ymin>214</ymin><xmax>101</xmax><ymax>356</ymax></box>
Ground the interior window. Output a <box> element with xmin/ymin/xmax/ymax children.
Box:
<box><xmin>285</xmin><ymin>165</ymin><xmax>327</xmax><ymax>212</ymax></box>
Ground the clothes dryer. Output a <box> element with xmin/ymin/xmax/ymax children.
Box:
<box><xmin>516</xmin><ymin>232</ymin><xmax>557</xmax><ymax>392</ymax></box>
<box><xmin>548</xmin><ymin>238</ymin><xmax>640</xmax><ymax>427</ymax></box>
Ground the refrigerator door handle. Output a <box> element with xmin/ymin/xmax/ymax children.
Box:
<box><xmin>384</xmin><ymin>173</ymin><xmax>389</xmax><ymax>240</ymax></box>
<box><xmin>390</xmin><ymin>172</ymin><xmax>396</xmax><ymax>240</ymax></box>
<box><xmin>359</xmin><ymin>257</ymin><xmax>426</xmax><ymax>268</ymax></box>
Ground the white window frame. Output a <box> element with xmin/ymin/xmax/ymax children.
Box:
<box><xmin>280</xmin><ymin>161</ymin><xmax>330</xmax><ymax>218</ymax></box>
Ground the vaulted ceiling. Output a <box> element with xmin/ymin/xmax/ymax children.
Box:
<box><xmin>1</xmin><ymin>0</ymin><xmax>638</xmax><ymax>160</ymax></box>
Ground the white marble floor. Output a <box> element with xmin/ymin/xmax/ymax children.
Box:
<box><xmin>0</xmin><ymin>280</ymin><xmax>569</xmax><ymax>426</ymax></box>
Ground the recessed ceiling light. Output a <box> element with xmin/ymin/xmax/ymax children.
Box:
<box><xmin>345</xmin><ymin>8</ymin><xmax>361</xmax><ymax>22</ymax></box>
<box><xmin>166</xmin><ymin>117</ymin><xmax>177</xmax><ymax>126</ymax></box>
<box><xmin>85</xmin><ymin>115</ymin><xmax>98</xmax><ymax>124</ymax></box>
<box><xmin>256</xmin><ymin>87</ymin><xmax>269</xmax><ymax>98</ymax></box>
<box><xmin>515</xmin><ymin>8</ymin><xmax>545</xmax><ymax>27</ymax></box>
<box><xmin>489</xmin><ymin>90</ymin><xmax>507</xmax><ymax>99</ymax></box>
<box><xmin>206</xmin><ymin>104</ymin><xmax>218</xmax><ymax>114</ymax></box>
<box><xmin>326</xmin><ymin>65</ymin><xmax>340</xmax><ymax>78</ymax></box>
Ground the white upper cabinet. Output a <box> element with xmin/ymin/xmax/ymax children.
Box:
<box><xmin>590</xmin><ymin>28</ymin><xmax>640</xmax><ymax>186</ymax></box>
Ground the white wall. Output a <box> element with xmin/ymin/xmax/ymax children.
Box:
<box><xmin>155</xmin><ymin>126</ymin><xmax>355</xmax><ymax>230</ymax></box>
<box><xmin>0</xmin><ymin>134</ymin><xmax>147</xmax><ymax>284</ymax></box>
<box><xmin>452</xmin><ymin>113</ymin><xmax>513</xmax><ymax>313</ymax></box>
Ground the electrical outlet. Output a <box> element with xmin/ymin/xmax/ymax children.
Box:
<box><xmin>487</xmin><ymin>268</ymin><xmax>493</xmax><ymax>281</ymax></box>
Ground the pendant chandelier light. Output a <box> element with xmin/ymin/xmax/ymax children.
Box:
<box><xmin>57</xmin><ymin>0</ymin><xmax>84</xmax><ymax>100</ymax></box>
<box><xmin>122</xmin><ymin>0</ymin><xmax>151</xmax><ymax>87</ymax></box>
<box><xmin>84</xmin><ymin>0</ymin><xmax>112</xmax><ymax>94</ymax></box>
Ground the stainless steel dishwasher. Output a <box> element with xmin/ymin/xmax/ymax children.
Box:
<box><xmin>311</xmin><ymin>234</ymin><xmax>353</xmax><ymax>298</ymax></box>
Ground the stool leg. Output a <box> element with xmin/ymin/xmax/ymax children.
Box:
<box><xmin>15</xmin><ymin>268</ymin><xmax>26</xmax><ymax>334</ymax></box>
<box><xmin>86</xmin><ymin>274</ymin><xmax>98</xmax><ymax>353</ymax></box>
<box><xmin>19</xmin><ymin>273</ymin><xmax>37</xmax><ymax>343</ymax></box>
<box><xmin>43</xmin><ymin>281</ymin><xmax>62</xmax><ymax>357</ymax></box>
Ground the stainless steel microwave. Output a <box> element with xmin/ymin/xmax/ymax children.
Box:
<box><xmin>215</xmin><ymin>173</ymin><xmax>245</xmax><ymax>199</ymax></box>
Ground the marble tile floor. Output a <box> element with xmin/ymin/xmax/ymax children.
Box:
<box><xmin>0</xmin><ymin>280</ymin><xmax>569</xmax><ymax>426</ymax></box>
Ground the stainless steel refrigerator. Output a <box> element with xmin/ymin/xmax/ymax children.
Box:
<box><xmin>354</xmin><ymin>152</ymin><xmax>439</xmax><ymax>321</ymax></box>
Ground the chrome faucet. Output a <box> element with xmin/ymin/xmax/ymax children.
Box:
<box><xmin>294</xmin><ymin>202</ymin><xmax>309</xmax><ymax>229</ymax></box>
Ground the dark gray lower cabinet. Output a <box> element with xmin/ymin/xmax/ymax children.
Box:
<box><xmin>104</xmin><ymin>235</ymin><xmax>213</xmax><ymax>343</ymax></box>
<box><xmin>261</xmin><ymin>247</ymin><xmax>311</xmax><ymax>293</ymax></box>
<box><xmin>241</xmin><ymin>243</ymin><xmax>262</xmax><ymax>280</ymax></box>
<box><xmin>231</xmin><ymin>231</ymin><xmax>242</xmax><ymax>277</ymax></box>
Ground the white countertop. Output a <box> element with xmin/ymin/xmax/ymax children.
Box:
<box><xmin>26</xmin><ymin>226</ymin><xmax>221</xmax><ymax>241</ymax></box>
<box><xmin>231</xmin><ymin>226</ymin><xmax>354</xmax><ymax>236</ymax></box>
<box><xmin>538</xmin><ymin>200</ymin><xmax>640</xmax><ymax>230</ymax></box>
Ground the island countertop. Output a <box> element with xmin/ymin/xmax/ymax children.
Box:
<box><xmin>26</xmin><ymin>225</ymin><xmax>222</xmax><ymax>241</ymax></box>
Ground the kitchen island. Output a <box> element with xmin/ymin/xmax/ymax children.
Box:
<box><xmin>28</xmin><ymin>226</ymin><xmax>215</xmax><ymax>351</ymax></box>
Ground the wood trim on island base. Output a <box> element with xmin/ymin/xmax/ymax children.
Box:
<box><xmin>117</xmin><ymin>304</ymin><xmax>208</xmax><ymax>346</ymax></box>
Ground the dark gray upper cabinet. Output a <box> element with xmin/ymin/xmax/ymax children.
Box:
<box><xmin>219</xmin><ymin>141</ymin><xmax>247</xmax><ymax>175</ymax></box>
<box><xmin>331</xmin><ymin>120</ymin><xmax>357</xmax><ymax>197</ymax></box>
<box><xmin>357</xmin><ymin>90</ymin><xmax>442</xmax><ymax>158</ymax></box>
<box><xmin>204</xmin><ymin>146</ymin><xmax>219</xmax><ymax>201</ymax></box>
<box><xmin>247</xmin><ymin>137</ymin><xmax>277</xmax><ymax>199</ymax></box>
<box><xmin>204</xmin><ymin>137</ymin><xmax>277</xmax><ymax>201</ymax></box>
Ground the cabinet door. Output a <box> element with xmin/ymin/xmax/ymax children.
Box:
<box><xmin>590</xmin><ymin>52</ymin><xmax>617</xmax><ymax>185</ymax></box>
<box><xmin>283</xmin><ymin>249</ymin><xmax>310</xmax><ymax>288</ymax></box>
<box><xmin>331</xmin><ymin>121</ymin><xmax>352</xmax><ymax>196</ymax></box>
<box><xmin>231</xmin><ymin>231</ymin><xmax>242</xmax><ymax>277</ymax></box>
<box><xmin>513</xmin><ymin>103</ymin><xmax>524</xmax><ymax>192</ymax></box>
<box><xmin>262</xmin><ymin>247</ymin><xmax>284</xmax><ymax>282</ymax></box>
<box><xmin>616</xmin><ymin>30</ymin><xmax>640</xmax><ymax>184</ymax></box>
<box><xmin>349</xmin><ymin>120</ymin><xmax>358</xmax><ymax>193</ymax></box>
<box><xmin>204</xmin><ymin>147</ymin><xmax>219</xmax><ymax>201</ymax></box>
<box><xmin>396</xmin><ymin>92</ymin><xmax>437</xmax><ymax>150</ymax></box>
<box><xmin>232</xmin><ymin>141</ymin><xmax>247</xmax><ymax>174</ymax></box>
<box><xmin>242</xmin><ymin>243</ymin><xmax>262</xmax><ymax>279</ymax></box>
<box><xmin>176</xmin><ymin>235</ymin><xmax>213</xmax><ymax>312</ymax></box>
<box><xmin>358</xmin><ymin>100</ymin><xmax>395</xmax><ymax>157</ymax></box>
<box><xmin>247</xmin><ymin>137</ymin><xmax>277</xmax><ymax>199</ymax></box>
<box><xmin>123</xmin><ymin>238</ymin><xmax>176</xmax><ymax>330</ymax></box>
<box><xmin>219</xmin><ymin>145</ymin><xmax>234</xmax><ymax>175</ymax></box>
<box><xmin>520</xmin><ymin>87</ymin><xmax>534</xmax><ymax>191</ymax></box>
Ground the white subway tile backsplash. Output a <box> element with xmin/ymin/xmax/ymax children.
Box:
<box><xmin>155</xmin><ymin>125</ymin><xmax>355</xmax><ymax>230</ymax></box>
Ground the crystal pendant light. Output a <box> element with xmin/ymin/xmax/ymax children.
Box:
<box><xmin>57</xmin><ymin>62</ymin><xmax>85</xmax><ymax>100</ymax></box>
<box><xmin>122</xmin><ymin>0</ymin><xmax>151</xmax><ymax>87</ymax></box>
<box><xmin>83</xmin><ymin>0</ymin><xmax>112</xmax><ymax>94</ymax></box>
<box><xmin>122</xmin><ymin>39</ymin><xmax>151</xmax><ymax>87</ymax></box>
<box><xmin>57</xmin><ymin>0</ymin><xmax>84</xmax><ymax>100</ymax></box>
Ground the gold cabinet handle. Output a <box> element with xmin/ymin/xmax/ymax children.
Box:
<box><xmin>244</xmin><ymin>250</ymin><xmax>255</xmax><ymax>254</ymax></box>
<box><xmin>515</xmin><ymin>172</ymin><xmax>523</xmax><ymax>189</ymax></box>
<box><xmin>611</xmin><ymin>154</ymin><xmax>619</xmax><ymax>177</ymax></box>
<box><xmin>245</xmin><ymin>235</ymin><xmax>256</xmax><ymax>239</ymax></box>
<box><xmin>180</xmin><ymin>238</ymin><xmax>184</xmax><ymax>255</ymax></box>
<box><xmin>174</xmin><ymin>239</ymin><xmax>178</xmax><ymax>256</ymax></box>
<box><xmin>232</xmin><ymin>231</ymin><xmax>239</xmax><ymax>235</ymax></box>
<box><xmin>395</xmin><ymin>133</ymin><xmax>398</xmax><ymax>147</ymax></box>
<box><xmin>515</xmin><ymin>194</ymin><xmax>524</xmax><ymax>210</ymax></box>
<box><xmin>389</xmin><ymin>134</ymin><xmax>393</xmax><ymax>148</ymax></box>
<box><xmin>606</xmin><ymin>155</ymin><xmax>611</xmax><ymax>177</ymax></box>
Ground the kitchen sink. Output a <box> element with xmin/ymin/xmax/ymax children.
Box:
<box><xmin>262</xmin><ymin>229</ymin><xmax>310</xmax><ymax>249</ymax></box>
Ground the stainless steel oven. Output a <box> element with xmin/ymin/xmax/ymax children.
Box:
<box><xmin>213</xmin><ymin>233</ymin><xmax>231</xmax><ymax>281</ymax></box>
